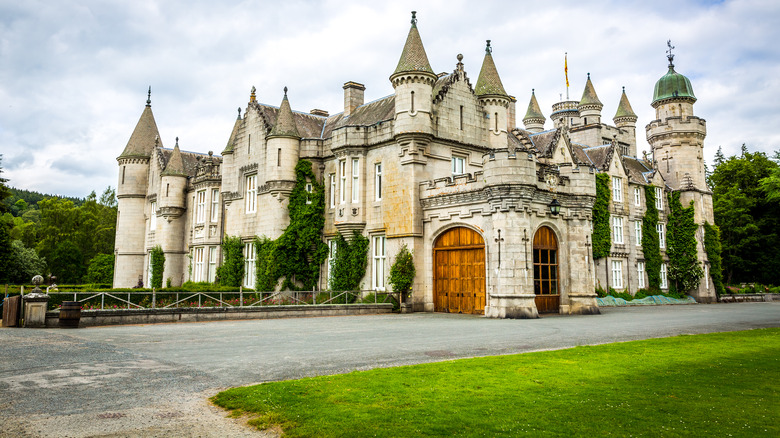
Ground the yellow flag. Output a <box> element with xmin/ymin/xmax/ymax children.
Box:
<box><xmin>565</xmin><ymin>53</ymin><xmax>569</xmax><ymax>88</ymax></box>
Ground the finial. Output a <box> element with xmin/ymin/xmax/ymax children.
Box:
<box><xmin>485</xmin><ymin>40</ymin><xmax>492</xmax><ymax>54</ymax></box>
<box><xmin>250</xmin><ymin>86</ymin><xmax>256</xmax><ymax>102</ymax></box>
<box><xmin>175</xmin><ymin>136</ymin><xmax>179</xmax><ymax>147</ymax></box>
<box><xmin>587</xmin><ymin>72</ymin><xmax>591</xmax><ymax>80</ymax></box>
<box><xmin>666</xmin><ymin>39</ymin><xmax>675</xmax><ymax>68</ymax></box>
<box><xmin>208</xmin><ymin>150</ymin><xmax>213</xmax><ymax>157</ymax></box>
<box><xmin>146</xmin><ymin>86</ymin><xmax>151</xmax><ymax>106</ymax></box>
<box><xmin>411</xmin><ymin>11</ymin><xmax>417</xmax><ymax>26</ymax></box>
<box><xmin>237</xmin><ymin>107</ymin><xmax>242</xmax><ymax>119</ymax></box>
<box><xmin>456</xmin><ymin>53</ymin><xmax>464</xmax><ymax>71</ymax></box>
<box><xmin>284</xmin><ymin>86</ymin><xmax>288</xmax><ymax>96</ymax></box>
<box><xmin>532</xmin><ymin>88</ymin><xmax>535</xmax><ymax>95</ymax></box>
<box><xmin>457</xmin><ymin>53</ymin><xmax>463</xmax><ymax>62</ymax></box>
<box><xmin>622</xmin><ymin>86</ymin><xmax>625</xmax><ymax>93</ymax></box>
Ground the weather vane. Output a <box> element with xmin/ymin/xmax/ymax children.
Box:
<box><xmin>666</xmin><ymin>39</ymin><xmax>675</xmax><ymax>68</ymax></box>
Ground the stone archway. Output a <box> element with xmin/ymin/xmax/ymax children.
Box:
<box><xmin>433</xmin><ymin>227</ymin><xmax>486</xmax><ymax>315</ymax></box>
<box><xmin>533</xmin><ymin>226</ymin><xmax>560</xmax><ymax>313</ymax></box>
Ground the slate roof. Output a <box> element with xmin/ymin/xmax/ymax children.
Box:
<box><xmin>222</xmin><ymin>113</ymin><xmax>242</xmax><ymax>154</ymax></box>
<box><xmin>120</xmin><ymin>105</ymin><xmax>161</xmax><ymax>158</ymax></box>
<box><xmin>570</xmin><ymin>143</ymin><xmax>593</xmax><ymax>166</ymax></box>
<box><xmin>579</xmin><ymin>74</ymin><xmax>603</xmax><ymax>107</ymax></box>
<box><xmin>614</xmin><ymin>89</ymin><xmax>637</xmax><ymax>119</ymax></box>
<box><xmin>393</xmin><ymin>20</ymin><xmax>434</xmax><ymax>76</ymax></box>
<box><xmin>475</xmin><ymin>48</ymin><xmax>507</xmax><ymax>97</ymax></box>
<box><xmin>159</xmin><ymin>147</ymin><xmax>221</xmax><ymax>178</ymax></box>
<box><xmin>268</xmin><ymin>91</ymin><xmax>300</xmax><ymax>138</ymax></box>
<box><xmin>161</xmin><ymin>144</ymin><xmax>187</xmax><ymax>177</ymax></box>
<box><xmin>581</xmin><ymin>144</ymin><xmax>612</xmax><ymax>170</ymax></box>
<box><xmin>527</xmin><ymin>129</ymin><xmax>559</xmax><ymax>157</ymax></box>
<box><xmin>622</xmin><ymin>156</ymin><xmax>653</xmax><ymax>184</ymax></box>
<box><xmin>253</xmin><ymin>104</ymin><xmax>326</xmax><ymax>139</ymax></box>
<box><xmin>523</xmin><ymin>91</ymin><xmax>545</xmax><ymax>121</ymax></box>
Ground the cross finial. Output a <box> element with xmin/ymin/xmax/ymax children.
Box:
<box><xmin>666</xmin><ymin>39</ymin><xmax>675</xmax><ymax>68</ymax></box>
<box><xmin>485</xmin><ymin>40</ymin><xmax>492</xmax><ymax>54</ymax></box>
<box><xmin>411</xmin><ymin>11</ymin><xmax>417</xmax><ymax>26</ymax></box>
<box><xmin>146</xmin><ymin>86</ymin><xmax>151</xmax><ymax>106</ymax></box>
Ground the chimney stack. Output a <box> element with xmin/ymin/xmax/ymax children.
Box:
<box><xmin>507</xmin><ymin>95</ymin><xmax>517</xmax><ymax>130</ymax></box>
<box><xmin>343</xmin><ymin>81</ymin><xmax>365</xmax><ymax>117</ymax></box>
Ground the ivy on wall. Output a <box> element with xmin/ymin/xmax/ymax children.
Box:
<box><xmin>592</xmin><ymin>173</ymin><xmax>612</xmax><ymax>259</ymax></box>
<box><xmin>667</xmin><ymin>192</ymin><xmax>703</xmax><ymax>294</ymax></box>
<box><xmin>254</xmin><ymin>160</ymin><xmax>328</xmax><ymax>291</ymax></box>
<box><xmin>150</xmin><ymin>245</ymin><xmax>165</xmax><ymax>289</ymax></box>
<box><xmin>330</xmin><ymin>231</ymin><xmax>369</xmax><ymax>291</ymax></box>
<box><xmin>388</xmin><ymin>243</ymin><xmax>415</xmax><ymax>300</ymax></box>
<box><xmin>217</xmin><ymin>236</ymin><xmax>244</xmax><ymax>287</ymax></box>
<box><xmin>642</xmin><ymin>185</ymin><xmax>662</xmax><ymax>290</ymax></box>
<box><xmin>703</xmin><ymin>222</ymin><xmax>725</xmax><ymax>296</ymax></box>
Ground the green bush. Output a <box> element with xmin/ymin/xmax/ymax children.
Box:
<box><xmin>150</xmin><ymin>245</ymin><xmax>165</xmax><ymax>288</ymax></box>
<box><xmin>84</xmin><ymin>253</ymin><xmax>114</xmax><ymax>284</ymax></box>
<box><xmin>217</xmin><ymin>236</ymin><xmax>244</xmax><ymax>287</ymax></box>
<box><xmin>388</xmin><ymin>244</ymin><xmax>415</xmax><ymax>300</ymax></box>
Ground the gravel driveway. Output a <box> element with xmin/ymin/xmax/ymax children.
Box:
<box><xmin>1</xmin><ymin>302</ymin><xmax>778</xmax><ymax>437</ymax></box>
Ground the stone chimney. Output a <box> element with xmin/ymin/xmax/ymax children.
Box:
<box><xmin>310</xmin><ymin>109</ymin><xmax>329</xmax><ymax>117</ymax></box>
<box><xmin>507</xmin><ymin>95</ymin><xmax>517</xmax><ymax>130</ymax></box>
<box><xmin>343</xmin><ymin>81</ymin><xmax>365</xmax><ymax>117</ymax></box>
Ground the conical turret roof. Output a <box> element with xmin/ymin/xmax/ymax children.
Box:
<box><xmin>161</xmin><ymin>140</ymin><xmax>187</xmax><ymax>177</ymax></box>
<box><xmin>475</xmin><ymin>40</ymin><xmax>507</xmax><ymax>97</ymax></box>
<box><xmin>393</xmin><ymin>12</ymin><xmax>434</xmax><ymax>76</ymax></box>
<box><xmin>614</xmin><ymin>87</ymin><xmax>637</xmax><ymax>119</ymax></box>
<box><xmin>523</xmin><ymin>90</ymin><xmax>545</xmax><ymax>121</ymax></box>
<box><xmin>268</xmin><ymin>88</ymin><xmax>300</xmax><ymax>138</ymax></box>
<box><xmin>579</xmin><ymin>73</ymin><xmax>603</xmax><ymax>107</ymax></box>
<box><xmin>119</xmin><ymin>88</ymin><xmax>161</xmax><ymax>158</ymax></box>
<box><xmin>222</xmin><ymin>108</ymin><xmax>243</xmax><ymax>154</ymax></box>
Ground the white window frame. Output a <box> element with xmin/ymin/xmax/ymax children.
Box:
<box><xmin>339</xmin><ymin>160</ymin><xmax>346</xmax><ymax>204</ymax></box>
<box><xmin>635</xmin><ymin>220</ymin><xmax>642</xmax><ymax>247</ymax></box>
<box><xmin>327</xmin><ymin>240</ymin><xmax>337</xmax><ymax>289</ymax></box>
<box><xmin>245</xmin><ymin>174</ymin><xmax>257</xmax><ymax>213</ymax></box>
<box><xmin>634</xmin><ymin>187</ymin><xmax>641</xmax><ymax>207</ymax></box>
<box><xmin>351</xmin><ymin>158</ymin><xmax>359</xmax><ymax>203</ymax></box>
<box><xmin>195</xmin><ymin>190</ymin><xmax>206</xmax><ymax>224</ymax></box>
<box><xmin>329</xmin><ymin>174</ymin><xmax>336</xmax><ymax>208</ymax></box>
<box><xmin>452</xmin><ymin>156</ymin><xmax>465</xmax><ymax>175</ymax></box>
<box><xmin>147</xmin><ymin>251</ymin><xmax>154</xmax><ymax>287</ymax></box>
<box><xmin>655</xmin><ymin>187</ymin><xmax>664</xmax><ymax>210</ymax></box>
<box><xmin>658</xmin><ymin>223</ymin><xmax>666</xmax><ymax>249</ymax></box>
<box><xmin>637</xmin><ymin>261</ymin><xmax>645</xmax><ymax>289</ymax></box>
<box><xmin>611</xmin><ymin>260</ymin><xmax>623</xmax><ymax>289</ymax></box>
<box><xmin>208</xmin><ymin>246</ymin><xmax>217</xmax><ymax>283</ymax></box>
<box><xmin>372</xmin><ymin>235</ymin><xmax>386</xmax><ymax>291</ymax></box>
<box><xmin>612</xmin><ymin>216</ymin><xmax>624</xmax><ymax>244</ymax></box>
<box><xmin>660</xmin><ymin>263</ymin><xmax>668</xmax><ymax>289</ymax></box>
<box><xmin>149</xmin><ymin>201</ymin><xmax>157</xmax><ymax>231</ymax></box>
<box><xmin>612</xmin><ymin>177</ymin><xmax>623</xmax><ymax>203</ymax></box>
<box><xmin>194</xmin><ymin>247</ymin><xmax>205</xmax><ymax>282</ymax></box>
<box><xmin>375</xmin><ymin>163</ymin><xmax>382</xmax><ymax>201</ymax></box>
<box><xmin>211</xmin><ymin>189</ymin><xmax>219</xmax><ymax>222</ymax></box>
<box><xmin>305</xmin><ymin>182</ymin><xmax>313</xmax><ymax>205</ymax></box>
<box><xmin>243</xmin><ymin>241</ymin><xmax>255</xmax><ymax>289</ymax></box>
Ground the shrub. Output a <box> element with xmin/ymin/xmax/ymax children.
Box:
<box><xmin>84</xmin><ymin>253</ymin><xmax>114</xmax><ymax>284</ymax></box>
<box><xmin>388</xmin><ymin>244</ymin><xmax>415</xmax><ymax>300</ymax></box>
<box><xmin>150</xmin><ymin>245</ymin><xmax>165</xmax><ymax>288</ymax></box>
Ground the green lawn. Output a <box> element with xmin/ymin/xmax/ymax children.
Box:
<box><xmin>212</xmin><ymin>328</ymin><xmax>779</xmax><ymax>437</ymax></box>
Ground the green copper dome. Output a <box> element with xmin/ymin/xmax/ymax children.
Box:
<box><xmin>652</xmin><ymin>66</ymin><xmax>696</xmax><ymax>105</ymax></box>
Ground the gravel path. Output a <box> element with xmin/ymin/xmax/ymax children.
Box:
<box><xmin>1</xmin><ymin>302</ymin><xmax>778</xmax><ymax>437</ymax></box>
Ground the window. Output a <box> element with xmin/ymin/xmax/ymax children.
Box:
<box><xmin>452</xmin><ymin>156</ymin><xmax>465</xmax><ymax>175</ymax></box>
<box><xmin>211</xmin><ymin>189</ymin><xmax>219</xmax><ymax>221</ymax></box>
<box><xmin>208</xmin><ymin>246</ymin><xmax>217</xmax><ymax>283</ymax></box>
<box><xmin>375</xmin><ymin>163</ymin><xmax>382</xmax><ymax>201</ymax></box>
<box><xmin>196</xmin><ymin>190</ymin><xmax>206</xmax><ymax>223</ymax></box>
<box><xmin>277</xmin><ymin>148</ymin><xmax>281</xmax><ymax>167</ymax></box>
<box><xmin>244</xmin><ymin>241</ymin><xmax>255</xmax><ymax>289</ymax></box>
<box><xmin>634</xmin><ymin>187</ymin><xmax>641</xmax><ymax>206</ymax></box>
<box><xmin>247</xmin><ymin>134</ymin><xmax>251</xmax><ymax>155</ymax></box>
<box><xmin>637</xmin><ymin>261</ymin><xmax>645</xmax><ymax>289</ymax></box>
<box><xmin>612</xmin><ymin>216</ymin><xmax>624</xmax><ymax>244</ymax></box>
<box><xmin>305</xmin><ymin>182</ymin><xmax>313</xmax><ymax>205</ymax></box>
<box><xmin>194</xmin><ymin>247</ymin><xmax>205</xmax><ymax>282</ymax></box>
<box><xmin>459</xmin><ymin>105</ymin><xmax>464</xmax><ymax>130</ymax></box>
<box><xmin>635</xmin><ymin>221</ymin><xmax>642</xmax><ymax>246</ymax></box>
<box><xmin>660</xmin><ymin>263</ymin><xmax>668</xmax><ymax>289</ymax></box>
<box><xmin>121</xmin><ymin>166</ymin><xmax>126</xmax><ymax>185</ymax></box>
<box><xmin>611</xmin><ymin>260</ymin><xmax>623</xmax><ymax>289</ymax></box>
<box><xmin>655</xmin><ymin>187</ymin><xmax>664</xmax><ymax>210</ymax></box>
<box><xmin>339</xmin><ymin>160</ymin><xmax>346</xmax><ymax>204</ymax></box>
<box><xmin>410</xmin><ymin>90</ymin><xmax>415</xmax><ymax>113</ymax></box>
<box><xmin>351</xmin><ymin>158</ymin><xmax>359</xmax><ymax>202</ymax></box>
<box><xmin>245</xmin><ymin>175</ymin><xmax>257</xmax><ymax>213</ymax></box>
<box><xmin>327</xmin><ymin>240</ymin><xmax>337</xmax><ymax>289</ymax></box>
<box><xmin>658</xmin><ymin>223</ymin><xmax>666</xmax><ymax>249</ymax></box>
<box><xmin>150</xmin><ymin>201</ymin><xmax>157</xmax><ymax>231</ymax></box>
<box><xmin>612</xmin><ymin>177</ymin><xmax>623</xmax><ymax>203</ymax></box>
<box><xmin>329</xmin><ymin>174</ymin><xmax>336</xmax><ymax>208</ymax></box>
<box><xmin>372</xmin><ymin>235</ymin><xmax>386</xmax><ymax>291</ymax></box>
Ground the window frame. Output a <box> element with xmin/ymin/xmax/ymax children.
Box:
<box><xmin>637</xmin><ymin>261</ymin><xmax>645</xmax><ymax>289</ymax></box>
<box><xmin>351</xmin><ymin>158</ymin><xmax>359</xmax><ymax>203</ymax></box>
<box><xmin>210</xmin><ymin>189</ymin><xmax>219</xmax><ymax>222</ymax></box>
<box><xmin>655</xmin><ymin>187</ymin><xmax>664</xmax><ymax>210</ymax></box>
<box><xmin>612</xmin><ymin>177</ymin><xmax>623</xmax><ymax>203</ymax></box>
<box><xmin>611</xmin><ymin>260</ymin><xmax>623</xmax><ymax>289</ymax></box>
<box><xmin>612</xmin><ymin>216</ymin><xmax>624</xmax><ymax>244</ymax></box>
<box><xmin>375</xmin><ymin>162</ymin><xmax>382</xmax><ymax>201</ymax></box>
<box><xmin>245</xmin><ymin>174</ymin><xmax>257</xmax><ymax>213</ymax></box>
<box><xmin>195</xmin><ymin>189</ymin><xmax>206</xmax><ymax>224</ymax></box>
<box><xmin>194</xmin><ymin>247</ymin><xmax>205</xmax><ymax>282</ymax></box>
<box><xmin>149</xmin><ymin>201</ymin><xmax>157</xmax><ymax>231</ymax></box>
<box><xmin>634</xmin><ymin>187</ymin><xmax>641</xmax><ymax>207</ymax></box>
<box><xmin>657</xmin><ymin>223</ymin><xmax>666</xmax><ymax>249</ymax></box>
<box><xmin>339</xmin><ymin>160</ymin><xmax>346</xmax><ymax>204</ymax></box>
<box><xmin>660</xmin><ymin>263</ymin><xmax>668</xmax><ymax>289</ymax></box>
<box><xmin>635</xmin><ymin>220</ymin><xmax>642</xmax><ymax>246</ymax></box>
<box><xmin>243</xmin><ymin>241</ymin><xmax>256</xmax><ymax>289</ymax></box>
<box><xmin>329</xmin><ymin>173</ymin><xmax>336</xmax><ymax>208</ymax></box>
<box><xmin>208</xmin><ymin>246</ymin><xmax>217</xmax><ymax>283</ymax></box>
<box><xmin>372</xmin><ymin>235</ymin><xmax>386</xmax><ymax>291</ymax></box>
<box><xmin>451</xmin><ymin>156</ymin><xmax>465</xmax><ymax>175</ymax></box>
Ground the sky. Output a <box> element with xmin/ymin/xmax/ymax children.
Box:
<box><xmin>1</xmin><ymin>0</ymin><xmax>779</xmax><ymax>198</ymax></box>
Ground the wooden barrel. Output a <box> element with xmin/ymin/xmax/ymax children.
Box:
<box><xmin>59</xmin><ymin>301</ymin><xmax>81</xmax><ymax>328</ymax></box>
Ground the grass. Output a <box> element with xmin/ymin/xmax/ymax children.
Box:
<box><xmin>211</xmin><ymin>328</ymin><xmax>780</xmax><ymax>437</ymax></box>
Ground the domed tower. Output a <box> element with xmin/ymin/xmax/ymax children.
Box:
<box><xmin>522</xmin><ymin>89</ymin><xmax>546</xmax><ymax>133</ymax></box>
<box><xmin>158</xmin><ymin>139</ymin><xmax>188</xmax><ymax>286</ymax></box>
<box><xmin>577</xmin><ymin>73</ymin><xmax>603</xmax><ymax>125</ymax></box>
<box><xmin>114</xmin><ymin>88</ymin><xmax>159</xmax><ymax>288</ymax></box>
<box><xmin>390</xmin><ymin>11</ymin><xmax>437</xmax><ymax>137</ymax></box>
<box><xmin>646</xmin><ymin>42</ymin><xmax>707</xmax><ymax>194</ymax></box>
<box><xmin>475</xmin><ymin>40</ymin><xmax>511</xmax><ymax>149</ymax></box>
<box><xmin>613</xmin><ymin>87</ymin><xmax>638</xmax><ymax>156</ymax></box>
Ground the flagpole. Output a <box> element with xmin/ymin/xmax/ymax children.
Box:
<box><xmin>565</xmin><ymin>52</ymin><xmax>569</xmax><ymax>100</ymax></box>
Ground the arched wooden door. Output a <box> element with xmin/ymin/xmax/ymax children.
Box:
<box><xmin>433</xmin><ymin>227</ymin><xmax>486</xmax><ymax>315</ymax></box>
<box><xmin>533</xmin><ymin>226</ymin><xmax>560</xmax><ymax>313</ymax></box>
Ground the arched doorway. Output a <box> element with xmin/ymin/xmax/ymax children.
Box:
<box><xmin>533</xmin><ymin>226</ymin><xmax>560</xmax><ymax>313</ymax></box>
<box><xmin>433</xmin><ymin>227</ymin><xmax>486</xmax><ymax>315</ymax></box>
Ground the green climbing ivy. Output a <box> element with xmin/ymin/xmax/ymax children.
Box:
<box><xmin>703</xmin><ymin>222</ymin><xmax>725</xmax><ymax>297</ymax></box>
<box><xmin>217</xmin><ymin>235</ymin><xmax>244</xmax><ymax>287</ymax></box>
<box><xmin>667</xmin><ymin>192</ymin><xmax>703</xmax><ymax>294</ymax></box>
<box><xmin>642</xmin><ymin>185</ymin><xmax>662</xmax><ymax>291</ymax></box>
<box><xmin>592</xmin><ymin>173</ymin><xmax>612</xmax><ymax>259</ymax></box>
<box><xmin>150</xmin><ymin>245</ymin><xmax>165</xmax><ymax>289</ymax></box>
<box><xmin>254</xmin><ymin>160</ymin><xmax>328</xmax><ymax>291</ymax></box>
<box><xmin>389</xmin><ymin>243</ymin><xmax>415</xmax><ymax>300</ymax></box>
<box><xmin>330</xmin><ymin>231</ymin><xmax>369</xmax><ymax>291</ymax></box>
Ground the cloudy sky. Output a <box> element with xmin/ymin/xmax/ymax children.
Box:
<box><xmin>1</xmin><ymin>0</ymin><xmax>778</xmax><ymax>197</ymax></box>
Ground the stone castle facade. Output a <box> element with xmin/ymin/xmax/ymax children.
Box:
<box><xmin>113</xmin><ymin>13</ymin><xmax>716</xmax><ymax>317</ymax></box>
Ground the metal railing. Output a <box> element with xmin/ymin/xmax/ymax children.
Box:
<box><xmin>45</xmin><ymin>289</ymin><xmax>400</xmax><ymax>311</ymax></box>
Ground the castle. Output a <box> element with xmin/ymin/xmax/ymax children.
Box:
<box><xmin>113</xmin><ymin>12</ymin><xmax>716</xmax><ymax>318</ymax></box>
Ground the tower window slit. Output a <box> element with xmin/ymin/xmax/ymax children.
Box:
<box><xmin>494</xmin><ymin>112</ymin><xmax>498</xmax><ymax>131</ymax></box>
<box><xmin>460</xmin><ymin>106</ymin><xmax>464</xmax><ymax>130</ymax></box>
<box><xmin>277</xmin><ymin>148</ymin><xmax>281</xmax><ymax>167</ymax></box>
<box><xmin>410</xmin><ymin>91</ymin><xmax>415</xmax><ymax>113</ymax></box>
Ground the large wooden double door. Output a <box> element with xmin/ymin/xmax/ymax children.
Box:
<box><xmin>433</xmin><ymin>227</ymin><xmax>486</xmax><ymax>315</ymax></box>
<box><xmin>533</xmin><ymin>226</ymin><xmax>560</xmax><ymax>313</ymax></box>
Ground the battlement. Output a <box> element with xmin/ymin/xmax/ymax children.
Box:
<box><xmin>646</xmin><ymin>115</ymin><xmax>706</xmax><ymax>131</ymax></box>
<box><xmin>420</xmin><ymin>171</ymin><xmax>485</xmax><ymax>199</ymax></box>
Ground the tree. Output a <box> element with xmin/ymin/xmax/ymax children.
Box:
<box><xmin>0</xmin><ymin>155</ymin><xmax>12</xmax><ymax>214</ymax></box>
<box><xmin>0</xmin><ymin>215</ymin><xmax>12</xmax><ymax>283</ymax></box>
<box><xmin>389</xmin><ymin>244</ymin><xmax>416</xmax><ymax>301</ymax></box>
<box><xmin>49</xmin><ymin>240</ymin><xmax>85</xmax><ymax>283</ymax></box>
<box><xmin>85</xmin><ymin>253</ymin><xmax>114</xmax><ymax>284</ymax></box>
<box><xmin>150</xmin><ymin>245</ymin><xmax>165</xmax><ymax>288</ymax></box>
<box><xmin>7</xmin><ymin>240</ymin><xmax>46</xmax><ymax>284</ymax></box>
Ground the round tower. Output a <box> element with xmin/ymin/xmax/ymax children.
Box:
<box><xmin>522</xmin><ymin>89</ymin><xmax>546</xmax><ymax>133</ymax></box>
<box><xmin>114</xmin><ymin>88</ymin><xmax>158</xmax><ymax>288</ymax></box>
<box><xmin>390</xmin><ymin>11</ymin><xmax>437</xmax><ymax>137</ymax></box>
<box><xmin>265</xmin><ymin>87</ymin><xmax>301</xmax><ymax>183</ymax></box>
<box><xmin>158</xmin><ymin>139</ymin><xmax>188</xmax><ymax>286</ymax></box>
<box><xmin>577</xmin><ymin>73</ymin><xmax>603</xmax><ymax>125</ymax></box>
<box><xmin>613</xmin><ymin>87</ymin><xmax>638</xmax><ymax>156</ymax></box>
<box><xmin>475</xmin><ymin>40</ymin><xmax>511</xmax><ymax>149</ymax></box>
